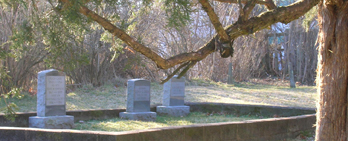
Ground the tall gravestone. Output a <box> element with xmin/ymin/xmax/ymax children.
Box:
<box><xmin>157</xmin><ymin>75</ymin><xmax>190</xmax><ymax>117</ymax></box>
<box><xmin>119</xmin><ymin>79</ymin><xmax>156</xmax><ymax>121</ymax></box>
<box><xmin>29</xmin><ymin>69</ymin><xmax>74</xmax><ymax>129</ymax></box>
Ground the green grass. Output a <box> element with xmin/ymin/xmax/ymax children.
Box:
<box><xmin>0</xmin><ymin>79</ymin><xmax>317</xmax><ymax>113</ymax></box>
<box><xmin>74</xmin><ymin>112</ymin><xmax>264</xmax><ymax>132</ymax></box>
<box><xmin>0</xmin><ymin>92</ymin><xmax>37</xmax><ymax>113</ymax></box>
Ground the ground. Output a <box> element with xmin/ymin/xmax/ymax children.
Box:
<box><xmin>0</xmin><ymin>78</ymin><xmax>317</xmax><ymax>112</ymax></box>
<box><xmin>0</xmin><ymin>78</ymin><xmax>317</xmax><ymax>140</ymax></box>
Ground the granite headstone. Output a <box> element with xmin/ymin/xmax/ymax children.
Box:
<box><xmin>120</xmin><ymin>79</ymin><xmax>156</xmax><ymax>121</ymax></box>
<box><xmin>29</xmin><ymin>69</ymin><xmax>74</xmax><ymax>129</ymax></box>
<box><xmin>157</xmin><ymin>75</ymin><xmax>190</xmax><ymax>117</ymax></box>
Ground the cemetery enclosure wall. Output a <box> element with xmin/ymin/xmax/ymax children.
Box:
<box><xmin>0</xmin><ymin>114</ymin><xmax>315</xmax><ymax>141</ymax></box>
<box><xmin>0</xmin><ymin>103</ymin><xmax>316</xmax><ymax>140</ymax></box>
<box><xmin>0</xmin><ymin>103</ymin><xmax>315</xmax><ymax>127</ymax></box>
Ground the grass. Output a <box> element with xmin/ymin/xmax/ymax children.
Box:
<box><xmin>74</xmin><ymin>112</ymin><xmax>264</xmax><ymax>132</ymax></box>
<box><xmin>0</xmin><ymin>78</ymin><xmax>317</xmax><ymax>113</ymax></box>
<box><xmin>0</xmin><ymin>79</ymin><xmax>317</xmax><ymax>140</ymax></box>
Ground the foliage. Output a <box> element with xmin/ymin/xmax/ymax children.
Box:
<box><xmin>0</xmin><ymin>87</ymin><xmax>22</xmax><ymax>121</ymax></box>
<box><xmin>163</xmin><ymin>0</ymin><xmax>193</xmax><ymax>28</ymax></box>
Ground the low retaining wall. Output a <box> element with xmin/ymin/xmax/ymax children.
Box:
<box><xmin>187</xmin><ymin>102</ymin><xmax>315</xmax><ymax>117</ymax></box>
<box><xmin>0</xmin><ymin>114</ymin><xmax>315</xmax><ymax>141</ymax></box>
<box><xmin>0</xmin><ymin>103</ymin><xmax>315</xmax><ymax>127</ymax></box>
<box><xmin>0</xmin><ymin>103</ymin><xmax>316</xmax><ymax>141</ymax></box>
<box><xmin>0</xmin><ymin>109</ymin><xmax>126</xmax><ymax>127</ymax></box>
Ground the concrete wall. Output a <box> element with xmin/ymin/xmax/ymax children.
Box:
<box><xmin>0</xmin><ymin>114</ymin><xmax>315</xmax><ymax>141</ymax></box>
<box><xmin>0</xmin><ymin>103</ymin><xmax>315</xmax><ymax>127</ymax></box>
<box><xmin>0</xmin><ymin>103</ymin><xmax>316</xmax><ymax>141</ymax></box>
<box><xmin>0</xmin><ymin>109</ymin><xmax>126</xmax><ymax>127</ymax></box>
<box><xmin>187</xmin><ymin>102</ymin><xmax>315</xmax><ymax>117</ymax></box>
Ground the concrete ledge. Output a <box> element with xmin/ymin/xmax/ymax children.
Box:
<box><xmin>156</xmin><ymin>106</ymin><xmax>190</xmax><ymax>117</ymax></box>
<box><xmin>0</xmin><ymin>109</ymin><xmax>126</xmax><ymax>127</ymax></box>
<box><xmin>29</xmin><ymin>115</ymin><xmax>74</xmax><ymax>129</ymax></box>
<box><xmin>0</xmin><ymin>114</ymin><xmax>316</xmax><ymax>141</ymax></box>
<box><xmin>0</xmin><ymin>103</ymin><xmax>316</xmax><ymax>140</ymax></box>
<box><xmin>186</xmin><ymin>102</ymin><xmax>315</xmax><ymax>117</ymax></box>
<box><xmin>119</xmin><ymin>112</ymin><xmax>157</xmax><ymax>121</ymax></box>
<box><xmin>0</xmin><ymin>102</ymin><xmax>315</xmax><ymax>127</ymax></box>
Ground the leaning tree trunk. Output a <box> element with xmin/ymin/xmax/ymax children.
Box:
<box><xmin>315</xmin><ymin>2</ymin><xmax>348</xmax><ymax>140</ymax></box>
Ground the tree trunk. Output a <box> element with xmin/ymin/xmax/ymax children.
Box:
<box><xmin>297</xmin><ymin>32</ymin><xmax>303</xmax><ymax>82</ymax></box>
<box><xmin>288</xmin><ymin>62</ymin><xmax>296</xmax><ymax>88</ymax></box>
<box><xmin>315</xmin><ymin>2</ymin><xmax>348</xmax><ymax>140</ymax></box>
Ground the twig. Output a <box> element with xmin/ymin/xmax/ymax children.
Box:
<box><xmin>160</xmin><ymin>61</ymin><xmax>190</xmax><ymax>84</ymax></box>
<box><xmin>178</xmin><ymin>61</ymin><xmax>198</xmax><ymax>78</ymax></box>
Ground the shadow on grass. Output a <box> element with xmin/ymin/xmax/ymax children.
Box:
<box><xmin>74</xmin><ymin>112</ymin><xmax>263</xmax><ymax>132</ymax></box>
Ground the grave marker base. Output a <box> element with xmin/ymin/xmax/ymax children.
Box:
<box><xmin>156</xmin><ymin>106</ymin><xmax>190</xmax><ymax>117</ymax></box>
<box><xmin>29</xmin><ymin>115</ymin><xmax>74</xmax><ymax>129</ymax></box>
<box><xmin>119</xmin><ymin>112</ymin><xmax>156</xmax><ymax>121</ymax></box>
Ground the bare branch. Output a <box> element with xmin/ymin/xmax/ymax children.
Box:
<box><xmin>59</xmin><ymin>0</ymin><xmax>319</xmax><ymax>74</ymax></box>
<box><xmin>214</xmin><ymin>0</ymin><xmax>277</xmax><ymax>10</ymax></box>
<box><xmin>238</xmin><ymin>0</ymin><xmax>244</xmax><ymax>18</ymax></box>
<box><xmin>160</xmin><ymin>61</ymin><xmax>190</xmax><ymax>84</ymax></box>
<box><xmin>226</xmin><ymin>0</ymin><xmax>319</xmax><ymax>39</ymax></box>
<box><xmin>241</xmin><ymin>0</ymin><xmax>257</xmax><ymax>21</ymax></box>
<box><xmin>76</xmin><ymin>5</ymin><xmax>215</xmax><ymax>70</ymax></box>
<box><xmin>264</xmin><ymin>0</ymin><xmax>276</xmax><ymax>10</ymax></box>
<box><xmin>178</xmin><ymin>61</ymin><xmax>197</xmax><ymax>78</ymax></box>
<box><xmin>199</xmin><ymin>0</ymin><xmax>230</xmax><ymax>42</ymax></box>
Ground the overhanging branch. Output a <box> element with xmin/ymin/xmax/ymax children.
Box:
<box><xmin>199</xmin><ymin>0</ymin><xmax>230</xmax><ymax>42</ymax></box>
<box><xmin>214</xmin><ymin>0</ymin><xmax>277</xmax><ymax>10</ymax></box>
<box><xmin>59</xmin><ymin>0</ymin><xmax>319</xmax><ymax>75</ymax></box>
<box><xmin>226</xmin><ymin>0</ymin><xmax>319</xmax><ymax>39</ymax></box>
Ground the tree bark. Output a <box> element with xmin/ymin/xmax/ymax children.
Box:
<box><xmin>315</xmin><ymin>2</ymin><xmax>348</xmax><ymax>141</ymax></box>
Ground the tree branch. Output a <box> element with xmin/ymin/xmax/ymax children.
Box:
<box><xmin>226</xmin><ymin>0</ymin><xmax>319</xmax><ymax>39</ymax></box>
<box><xmin>77</xmin><ymin>5</ymin><xmax>215</xmax><ymax>70</ymax></box>
<box><xmin>199</xmin><ymin>0</ymin><xmax>230</xmax><ymax>42</ymax></box>
<box><xmin>60</xmin><ymin>0</ymin><xmax>319</xmax><ymax>73</ymax></box>
<box><xmin>264</xmin><ymin>0</ymin><xmax>277</xmax><ymax>10</ymax></box>
<box><xmin>160</xmin><ymin>61</ymin><xmax>190</xmax><ymax>84</ymax></box>
<box><xmin>241</xmin><ymin>0</ymin><xmax>257</xmax><ymax>21</ymax></box>
<box><xmin>178</xmin><ymin>61</ymin><xmax>197</xmax><ymax>78</ymax></box>
<box><xmin>214</xmin><ymin>0</ymin><xmax>277</xmax><ymax>10</ymax></box>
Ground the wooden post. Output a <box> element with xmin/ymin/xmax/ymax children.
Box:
<box><xmin>288</xmin><ymin>62</ymin><xmax>296</xmax><ymax>88</ymax></box>
<box><xmin>228</xmin><ymin>62</ymin><xmax>233</xmax><ymax>84</ymax></box>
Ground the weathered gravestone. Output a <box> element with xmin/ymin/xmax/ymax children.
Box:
<box><xmin>157</xmin><ymin>75</ymin><xmax>190</xmax><ymax>117</ymax></box>
<box><xmin>119</xmin><ymin>79</ymin><xmax>156</xmax><ymax>121</ymax></box>
<box><xmin>29</xmin><ymin>69</ymin><xmax>74</xmax><ymax>129</ymax></box>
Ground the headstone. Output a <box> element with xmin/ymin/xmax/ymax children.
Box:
<box><xmin>29</xmin><ymin>69</ymin><xmax>74</xmax><ymax>129</ymax></box>
<box><xmin>119</xmin><ymin>79</ymin><xmax>156</xmax><ymax>121</ymax></box>
<box><xmin>157</xmin><ymin>75</ymin><xmax>190</xmax><ymax>117</ymax></box>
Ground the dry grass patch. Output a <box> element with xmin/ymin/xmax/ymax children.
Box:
<box><xmin>0</xmin><ymin>78</ymin><xmax>317</xmax><ymax>113</ymax></box>
<box><xmin>185</xmin><ymin>78</ymin><xmax>316</xmax><ymax>108</ymax></box>
<box><xmin>74</xmin><ymin>112</ymin><xmax>263</xmax><ymax>132</ymax></box>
